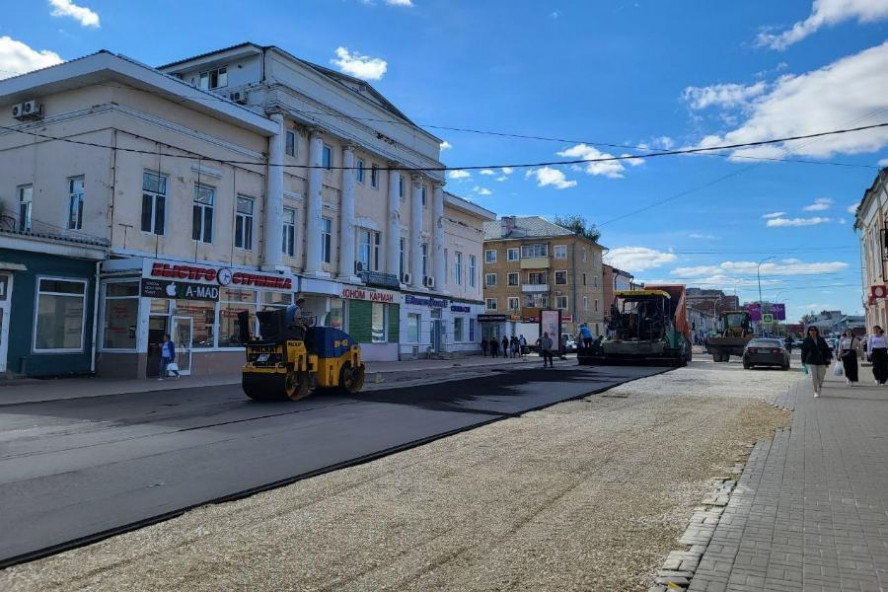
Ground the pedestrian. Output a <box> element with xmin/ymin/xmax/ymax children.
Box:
<box><xmin>501</xmin><ymin>336</ymin><xmax>510</xmax><ymax>359</ymax></box>
<box><xmin>541</xmin><ymin>331</ymin><xmax>554</xmax><ymax>368</ymax></box>
<box><xmin>481</xmin><ymin>338</ymin><xmax>488</xmax><ymax>357</ymax></box>
<box><xmin>510</xmin><ymin>335</ymin><xmax>519</xmax><ymax>358</ymax></box>
<box><xmin>490</xmin><ymin>337</ymin><xmax>499</xmax><ymax>358</ymax></box>
<box><xmin>837</xmin><ymin>331</ymin><xmax>862</xmax><ymax>385</ymax></box>
<box><xmin>580</xmin><ymin>323</ymin><xmax>593</xmax><ymax>350</ymax></box>
<box><xmin>159</xmin><ymin>333</ymin><xmax>180</xmax><ymax>380</ymax></box>
<box><xmin>868</xmin><ymin>326</ymin><xmax>888</xmax><ymax>385</ymax></box>
<box><xmin>784</xmin><ymin>335</ymin><xmax>793</xmax><ymax>354</ymax></box>
<box><xmin>519</xmin><ymin>334</ymin><xmax>527</xmax><ymax>357</ymax></box>
<box><xmin>801</xmin><ymin>326</ymin><xmax>832</xmax><ymax>397</ymax></box>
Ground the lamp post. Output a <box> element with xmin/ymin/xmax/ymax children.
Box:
<box><xmin>757</xmin><ymin>256</ymin><xmax>775</xmax><ymax>336</ymax></box>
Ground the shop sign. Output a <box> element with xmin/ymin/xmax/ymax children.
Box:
<box><xmin>451</xmin><ymin>305</ymin><xmax>471</xmax><ymax>313</ymax></box>
<box><xmin>561</xmin><ymin>315</ymin><xmax>573</xmax><ymax>322</ymax></box>
<box><xmin>341</xmin><ymin>286</ymin><xmax>397</xmax><ymax>303</ymax></box>
<box><xmin>0</xmin><ymin>275</ymin><xmax>8</xmax><ymax>301</ymax></box>
<box><xmin>144</xmin><ymin>260</ymin><xmax>292</xmax><ymax>291</ymax></box>
<box><xmin>405</xmin><ymin>295</ymin><xmax>449</xmax><ymax>308</ymax></box>
<box><xmin>141</xmin><ymin>279</ymin><xmax>220</xmax><ymax>301</ymax></box>
<box><xmin>478</xmin><ymin>314</ymin><xmax>507</xmax><ymax>323</ymax></box>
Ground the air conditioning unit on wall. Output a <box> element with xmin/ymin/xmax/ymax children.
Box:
<box><xmin>424</xmin><ymin>275</ymin><xmax>435</xmax><ymax>288</ymax></box>
<box><xmin>13</xmin><ymin>100</ymin><xmax>43</xmax><ymax>120</ymax></box>
<box><xmin>401</xmin><ymin>272</ymin><xmax>412</xmax><ymax>285</ymax></box>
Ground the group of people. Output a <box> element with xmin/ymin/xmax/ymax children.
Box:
<box><xmin>799</xmin><ymin>325</ymin><xmax>888</xmax><ymax>397</ymax></box>
<box><xmin>481</xmin><ymin>335</ymin><xmax>527</xmax><ymax>358</ymax></box>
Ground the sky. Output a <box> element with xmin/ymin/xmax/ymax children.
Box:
<box><xmin>2</xmin><ymin>0</ymin><xmax>888</xmax><ymax>321</ymax></box>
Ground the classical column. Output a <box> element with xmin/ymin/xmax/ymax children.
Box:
<box><xmin>387</xmin><ymin>166</ymin><xmax>401</xmax><ymax>278</ymax></box>
<box><xmin>338</xmin><ymin>146</ymin><xmax>356</xmax><ymax>279</ymax></box>
<box><xmin>262</xmin><ymin>113</ymin><xmax>284</xmax><ymax>270</ymax></box>
<box><xmin>433</xmin><ymin>183</ymin><xmax>445</xmax><ymax>292</ymax></box>
<box><xmin>304</xmin><ymin>129</ymin><xmax>324</xmax><ymax>275</ymax></box>
<box><xmin>410</xmin><ymin>174</ymin><xmax>424</xmax><ymax>289</ymax></box>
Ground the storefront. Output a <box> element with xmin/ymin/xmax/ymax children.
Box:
<box><xmin>400</xmin><ymin>293</ymin><xmax>449</xmax><ymax>359</ymax></box>
<box><xmin>447</xmin><ymin>302</ymin><xmax>483</xmax><ymax>356</ymax></box>
<box><xmin>339</xmin><ymin>284</ymin><xmax>399</xmax><ymax>362</ymax></box>
<box><xmin>97</xmin><ymin>258</ymin><xmax>294</xmax><ymax>378</ymax></box>
<box><xmin>478</xmin><ymin>313</ymin><xmax>511</xmax><ymax>344</ymax></box>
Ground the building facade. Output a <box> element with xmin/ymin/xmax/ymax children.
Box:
<box><xmin>854</xmin><ymin>169</ymin><xmax>888</xmax><ymax>333</ymax></box>
<box><xmin>0</xmin><ymin>44</ymin><xmax>490</xmax><ymax>376</ymax></box>
<box><xmin>481</xmin><ymin>216</ymin><xmax>605</xmax><ymax>341</ymax></box>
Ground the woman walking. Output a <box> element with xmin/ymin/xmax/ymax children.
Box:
<box><xmin>801</xmin><ymin>326</ymin><xmax>832</xmax><ymax>397</ymax></box>
<box><xmin>868</xmin><ymin>326</ymin><xmax>888</xmax><ymax>385</ymax></box>
<box><xmin>837</xmin><ymin>331</ymin><xmax>862</xmax><ymax>385</ymax></box>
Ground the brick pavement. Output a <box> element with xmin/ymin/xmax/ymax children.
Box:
<box><xmin>689</xmin><ymin>365</ymin><xmax>888</xmax><ymax>592</ymax></box>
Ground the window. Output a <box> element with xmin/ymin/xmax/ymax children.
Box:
<box><xmin>555</xmin><ymin>270</ymin><xmax>567</xmax><ymax>285</ymax></box>
<box><xmin>485</xmin><ymin>249</ymin><xmax>497</xmax><ymax>263</ymax></box>
<box><xmin>454</xmin><ymin>317</ymin><xmax>464</xmax><ymax>341</ymax></box>
<box><xmin>583</xmin><ymin>273</ymin><xmax>587</xmax><ymax>286</ymax></box>
<box><xmin>508</xmin><ymin>297</ymin><xmax>519</xmax><ymax>311</ymax></box>
<box><xmin>521</xmin><ymin>244</ymin><xmax>548</xmax><ymax>258</ymax></box>
<box><xmin>192</xmin><ymin>183</ymin><xmax>214</xmax><ymax>243</ymax></box>
<box><xmin>399</xmin><ymin>237</ymin><xmax>406</xmax><ymax>278</ymax></box>
<box><xmin>486</xmin><ymin>298</ymin><xmax>497</xmax><ymax>310</ymax></box>
<box><xmin>235</xmin><ymin>196</ymin><xmax>254</xmax><ymax>250</ymax></box>
<box><xmin>34</xmin><ymin>277</ymin><xmax>87</xmax><ymax>352</ymax></box>
<box><xmin>582</xmin><ymin>249</ymin><xmax>587</xmax><ymax>263</ymax></box>
<box><xmin>141</xmin><ymin>171</ymin><xmax>166</xmax><ymax>235</ymax></box>
<box><xmin>321</xmin><ymin>217</ymin><xmax>332</xmax><ymax>264</ymax></box>
<box><xmin>593</xmin><ymin>275</ymin><xmax>599</xmax><ymax>287</ymax></box>
<box><xmin>508</xmin><ymin>272</ymin><xmax>519</xmax><ymax>286</ymax></box>
<box><xmin>421</xmin><ymin>185</ymin><xmax>427</xmax><ymax>206</ymax></box>
<box><xmin>556</xmin><ymin>295</ymin><xmax>568</xmax><ymax>309</ymax></box>
<box><xmin>18</xmin><ymin>184</ymin><xmax>32</xmax><ymax>232</ymax></box>
<box><xmin>356</xmin><ymin>159</ymin><xmax>365</xmax><ymax>183</ymax></box>
<box><xmin>407</xmin><ymin>313</ymin><xmax>421</xmax><ymax>343</ymax></box>
<box><xmin>371</xmin><ymin>302</ymin><xmax>386</xmax><ymax>343</ymax></box>
<box><xmin>454</xmin><ymin>252</ymin><xmax>462</xmax><ymax>285</ymax></box>
<box><xmin>103</xmin><ymin>281</ymin><xmax>139</xmax><ymax>350</ymax></box>
<box><xmin>371</xmin><ymin>163</ymin><xmax>379</xmax><ymax>188</ymax></box>
<box><xmin>507</xmin><ymin>248</ymin><xmax>519</xmax><ymax>262</ymax></box>
<box><xmin>527</xmin><ymin>272</ymin><xmax>547</xmax><ymax>285</ymax></box>
<box><xmin>583</xmin><ymin>296</ymin><xmax>589</xmax><ymax>312</ymax></box>
<box><xmin>219</xmin><ymin>288</ymin><xmax>256</xmax><ymax>348</ymax></box>
<box><xmin>322</xmin><ymin>144</ymin><xmax>333</xmax><ymax>170</ymax></box>
<box><xmin>283</xmin><ymin>208</ymin><xmax>296</xmax><ymax>257</ymax></box>
<box><xmin>422</xmin><ymin>243</ymin><xmax>429</xmax><ymax>277</ymax></box>
<box><xmin>198</xmin><ymin>67</ymin><xmax>228</xmax><ymax>90</ymax></box>
<box><xmin>485</xmin><ymin>273</ymin><xmax>497</xmax><ymax>287</ymax></box>
<box><xmin>469</xmin><ymin>255</ymin><xmax>476</xmax><ymax>287</ymax></box>
<box><xmin>359</xmin><ymin>230</ymin><xmax>380</xmax><ymax>271</ymax></box>
<box><xmin>594</xmin><ymin>299</ymin><xmax>600</xmax><ymax>312</ymax></box>
<box><xmin>285</xmin><ymin>131</ymin><xmax>296</xmax><ymax>157</ymax></box>
<box><xmin>68</xmin><ymin>176</ymin><xmax>85</xmax><ymax>230</ymax></box>
<box><xmin>554</xmin><ymin>245</ymin><xmax>567</xmax><ymax>259</ymax></box>
<box><xmin>444</xmin><ymin>249</ymin><xmax>448</xmax><ymax>283</ymax></box>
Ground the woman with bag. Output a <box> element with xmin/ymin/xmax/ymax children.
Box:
<box><xmin>801</xmin><ymin>326</ymin><xmax>832</xmax><ymax>397</ymax></box>
<box><xmin>159</xmin><ymin>333</ymin><xmax>181</xmax><ymax>380</ymax></box>
<box><xmin>837</xmin><ymin>331</ymin><xmax>862</xmax><ymax>385</ymax></box>
<box><xmin>867</xmin><ymin>326</ymin><xmax>888</xmax><ymax>385</ymax></box>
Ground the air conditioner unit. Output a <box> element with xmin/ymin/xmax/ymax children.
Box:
<box><xmin>229</xmin><ymin>91</ymin><xmax>247</xmax><ymax>105</ymax></box>
<box><xmin>424</xmin><ymin>275</ymin><xmax>435</xmax><ymax>288</ymax></box>
<box><xmin>555</xmin><ymin>290</ymin><xmax>562</xmax><ymax>296</ymax></box>
<box><xmin>354</xmin><ymin>261</ymin><xmax>364</xmax><ymax>273</ymax></box>
<box><xmin>19</xmin><ymin>100</ymin><xmax>42</xmax><ymax>120</ymax></box>
<box><xmin>11</xmin><ymin>104</ymin><xmax>24</xmax><ymax>119</ymax></box>
<box><xmin>401</xmin><ymin>272</ymin><xmax>412</xmax><ymax>285</ymax></box>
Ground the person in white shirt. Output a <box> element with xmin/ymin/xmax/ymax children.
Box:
<box><xmin>867</xmin><ymin>326</ymin><xmax>888</xmax><ymax>385</ymax></box>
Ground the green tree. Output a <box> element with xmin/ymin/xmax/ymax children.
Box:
<box><xmin>553</xmin><ymin>215</ymin><xmax>600</xmax><ymax>243</ymax></box>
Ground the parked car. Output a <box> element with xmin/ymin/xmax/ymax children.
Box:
<box><xmin>742</xmin><ymin>338</ymin><xmax>790</xmax><ymax>370</ymax></box>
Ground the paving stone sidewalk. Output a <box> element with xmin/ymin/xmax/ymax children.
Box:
<box><xmin>689</xmin><ymin>365</ymin><xmax>888</xmax><ymax>592</ymax></box>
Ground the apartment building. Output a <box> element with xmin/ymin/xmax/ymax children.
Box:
<box><xmin>854</xmin><ymin>169</ymin><xmax>888</xmax><ymax>332</ymax></box>
<box><xmin>481</xmin><ymin>216</ymin><xmax>605</xmax><ymax>341</ymax></box>
<box><xmin>0</xmin><ymin>44</ymin><xmax>489</xmax><ymax>376</ymax></box>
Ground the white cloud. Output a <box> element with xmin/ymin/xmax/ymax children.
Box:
<box><xmin>384</xmin><ymin>0</ymin><xmax>413</xmax><ymax>5</ymax></box>
<box><xmin>605</xmin><ymin>247</ymin><xmax>677</xmax><ymax>272</ymax></box>
<box><xmin>557</xmin><ymin>144</ymin><xmax>628</xmax><ymax>179</ymax></box>
<box><xmin>762</xmin><ymin>211</ymin><xmax>786</xmax><ymax>219</ymax></box>
<box><xmin>480</xmin><ymin>169</ymin><xmax>495</xmax><ymax>176</ymax></box>
<box><xmin>766</xmin><ymin>216</ymin><xmax>832</xmax><ymax>227</ymax></box>
<box><xmin>331</xmin><ymin>47</ymin><xmax>387</xmax><ymax>80</ymax></box>
<box><xmin>878</xmin><ymin>157</ymin><xmax>888</xmax><ymax>166</ymax></box>
<box><xmin>689</xmin><ymin>233</ymin><xmax>718</xmax><ymax>239</ymax></box>
<box><xmin>673</xmin><ymin>259</ymin><xmax>848</xmax><ymax>277</ymax></box>
<box><xmin>49</xmin><ymin>0</ymin><xmax>100</xmax><ymax>28</ymax></box>
<box><xmin>652</xmin><ymin>136</ymin><xmax>675</xmax><ymax>150</ymax></box>
<box><xmin>847</xmin><ymin>203</ymin><xmax>859</xmax><ymax>214</ymax></box>
<box><xmin>440</xmin><ymin>141</ymin><xmax>452</xmax><ymax>151</ymax></box>
<box><xmin>682</xmin><ymin>81</ymin><xmax>768</xmax><ymax>110</ymax></box>
<box><xmin>0</xmin><ymin>36</ymin><xmax>63</xmax><ymax>80</ymax></box>
<box><xmin>529</xmin><ymin>167</ymin><xmax>577</xmax><ymax>189</ymax></box>
<box><xmin>803</xmin><ymin>197</ymin><xmax>833</xmax><ymax>211</ymax></box>
<box><xmin>757</xmin><ymin>0</ymin><xmax>888</xmax><ymax>50</ymax></box>
<box><xmin>448</xmin><ymin>170</ymin><xmax>470</xmax><ymax>180</ymax></box>
<box><xmin>501</xmin><ymin>167</ymin><xmax>514</xmax><ymax>175</ymax></box>
<box><xmin>473</xmin><ymin>186</ymin><xmax>492</xmax><ymax>196</ymax></box>
<box><xmin>550</xmin><ymin>11</ymin><xmax>560</xmax><ymax>19</ymax></box>
<box><xmin>672</xmin><ymin>265</ymin><xmax>722</xmax><ymax>277</ymax></box>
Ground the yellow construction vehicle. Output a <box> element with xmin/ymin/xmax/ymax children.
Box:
<box><xmin>237</xmin><ymin>308</ymin><xmax>365</xmax><ymax>401</ymax></box>
<box><xmin>705</xmin><ymin>310</ymin><xmax>754</xmax><ymax>362</ymax></box>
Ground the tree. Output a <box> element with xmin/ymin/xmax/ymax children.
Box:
<box><xmin>553</xmin><ymin>215</ymin><xmax>600</xmax><ymax>243</ymax></box>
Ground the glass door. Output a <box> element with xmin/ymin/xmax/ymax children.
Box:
<box><xmin>0</xmin><ymin>274</ymin><xmax>12</xmax><ymax>374</ymax></box>
<box><xmin>171</xmin><ymin>316</ymin><xmax>193</xmax><ymax>375</ymax></box>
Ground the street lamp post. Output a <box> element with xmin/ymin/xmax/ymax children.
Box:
<box><xmin>757</xmin><ymin>256</ymin><xmax>775</xmax><ymax>336</ymax></box>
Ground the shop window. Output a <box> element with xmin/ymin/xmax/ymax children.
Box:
<box><xmin>263</xmin><ymin>291</ymin><xmax>292</xmax><ymax>309</ymax></box>
<box><xmin>371</xmin><ymin>302</ymin><xmax>386</xmax><ymax>343</ymax></box>
<box><xmin>18</xmin><ymin>184</ymin><xmax>32</xmax><ymax>232</ymax></box>
<box><xmin>325</xmin><ymin>298</ymin><xmax>345</xmax><ymax>330</ymax></box>
<box><xmin>68</xmin><ymin>176</ymin><xmax>85</xmax><ymax>230</ymax></box>
<box><xmin>174</xmin><ymin>299</ymin><xmax>215</xmax><ymax>348</ymax></box>
<box><xmin>555</xmin><ymin>271</ymin><xmax>567</xmax><ymax>285</ymax></box>
<box><xmin>219</xmin><ymin>288</ymin><xmax>256</xmax><ymax>347</ymax></box>
<box><xmin>454</xmin><ymin>317</ymin><xmax>464</xmax><ymax>342</ymax></box>
<box><xmin>407</xmin><ymin>313</ymin><xmax>421</xmax><ymax>343</ymax></box>
<box><xmin>141</xmin><ymin>171</ymin><xmax>166</xmax><ymax>235</ymax></box>
<box><xmin>192</xmin><ymin>183</ymin><xmax>214</xmax><ymax>243</ymax></box>
<box><xmin>283</xmin><ymin>208</ymin><xmax>296</xmax><ymax>257</ymax></box>
<box><xmin>103</xmin><ymin>281</ymin><xmax>139</xmax><ymax>350</ymax></box>
<box><xmin>321</xmin><ymin>217</ymin><xmax>333</xmax><ymax>264</ymax></box>
<box><xmin>34</xmin><ymin>277</ymin><xmax>87</xmax><ymax>352</ymax></box>
<box><xmin>235</xmin><ymin>196</ymin><xmax>254</xmax><ymax>250</ymax></box>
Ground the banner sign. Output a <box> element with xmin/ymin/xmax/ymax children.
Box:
<box><xmin>405</xmin><ymin>295</ymin><xmax>449</xmax><ymax>308</ymax></box>
<box><xmin>341</xmin><ymin>286</ymin><xmax>397</xmax><ymax>303</ymax></box>
<box><xmin>746</xmin><ymin>303</ymin><xmax>761</xmax><ymax>322</ymax></box>
<box><xmin>142</xmin><ymin>259</ymin><xmax>293</xmax><ymax>291</ymax></box>
<box><xmin>771</xmin><ymin>303</ymin><xmax>786</xmax><ymax>320</ymax></box>
<box><xmin>141</xmin><ymin>279</ymin><xmax>219</xmax><ymax>301</ymax></box>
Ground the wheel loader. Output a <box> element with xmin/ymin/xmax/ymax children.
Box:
<box><xmin>705</xmin><ymin>310</ymin><xmax>754</xmax><ymax>362</ymax></box>
<box><xmin>237</xmin><ymin>308</ymin><xmax>365</xmax><ymax>401</ymax></box>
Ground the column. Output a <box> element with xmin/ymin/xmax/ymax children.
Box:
<box><xmin>387</xmin><ymin>166</ymin><xmax>401</xmax><ymax>278</ymax></box>
<box><xmin>433</xmin><ymin>182</ymin><xmax>445</xmax><ymax>292</ymax></box>
<box><xmin>339</xmin><ymin>146</ymin><xmax>356</xmax><ymax>279</ymax></box>
<box><xmin>410</xmin><ymin>174</ymin><xmax>424</xmax><ymax>289</ymax></box>
<box><xmin>262</xmin><ymin>113</ymin><xmax>284</xmax><ymax>270</ymax></box>
<box><xmin>304</xmin><ymin>129</ymin><xmax>324</xmax><ymax>275</ymax></box>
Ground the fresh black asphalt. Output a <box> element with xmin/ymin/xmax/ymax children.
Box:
<box><xmin>0</xmin><ymin>364</ymin><xmax>666</xmax><ymax>567</ymax></box>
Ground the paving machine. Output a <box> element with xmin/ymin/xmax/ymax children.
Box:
<box><xmin>238</xmin><ymin>308</ymin><xmax>365</xmax><ymax>401</ymax></box>
<box><xmin>705</xmin><ymin>311</ymin><xmax>753</xmax><ymax>362</ymax></box>
<box><xmin>579</xmin><ymin>284</ymin><xmax>692</xmax><ymax>367</ymax></box>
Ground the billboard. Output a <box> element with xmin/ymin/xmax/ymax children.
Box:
<box><xmin>771</xmin><ymin>303</ymin><xmax>786</xmax><ymax>320</ymax></box>
<box><xmin>539</xmin><ymin>309</ymin><xmax>562</xmax><ymax>350</ymax></box>
<box><xmin>746</xmin><ymin>303</ymin><xmax>761</xmax><ymax>322</ymax></box>
<box><xmin>746</xmin><ymin>302</ymin><xmax>785</xmax><ymax>321</ymax></box>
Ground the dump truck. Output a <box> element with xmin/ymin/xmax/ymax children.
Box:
<box><xmin>578</xmin><ymin>284</ymin><xmax>692</xmax><ymax>367</ymax></box>
<box><xmin>237</xmin><ymin>307</ymin><xmax>365</xmax><ymax>401</ymax></box>
<box><xmin>705</xmin><ymin>310</ymin><xmax>754</xmax><ymax>362</ymax></box>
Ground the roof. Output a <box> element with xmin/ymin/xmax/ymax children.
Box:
<box><xmin>483</xmin><ymin>216</ymin><xmax>575</xmax><ymax>241</ymax></box>
<box><xmin>444</xmin><ymin>192</ymin><xmax>496</xmax><ymax>221</ymax></box>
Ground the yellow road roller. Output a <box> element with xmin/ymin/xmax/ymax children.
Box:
<box><xmin>237</xmin><ymin>309</ymin><xmax>365</xmax><ymax>401</ymax></box>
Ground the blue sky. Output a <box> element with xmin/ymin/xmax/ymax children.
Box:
<box><xmin>3</xmin><ymin>0</ymin><xmax>888</xmax><ymax>321</ymax></box>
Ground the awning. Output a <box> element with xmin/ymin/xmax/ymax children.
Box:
<box><xmin>0</xmin><ymin>262</ymin><xmax>27</xmax><ymax>271</ymax></box>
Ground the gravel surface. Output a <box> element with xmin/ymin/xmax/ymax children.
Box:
<box><xmin>1</xmin><ymin>360</ymin><xmax>799</xmax><ymax>592</ymax></box>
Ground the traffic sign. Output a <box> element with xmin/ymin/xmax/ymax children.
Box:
<box><xmin>762</xmin><ymin>313</ymin><xmax>774</xmax><ymax>325</ymax></box>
